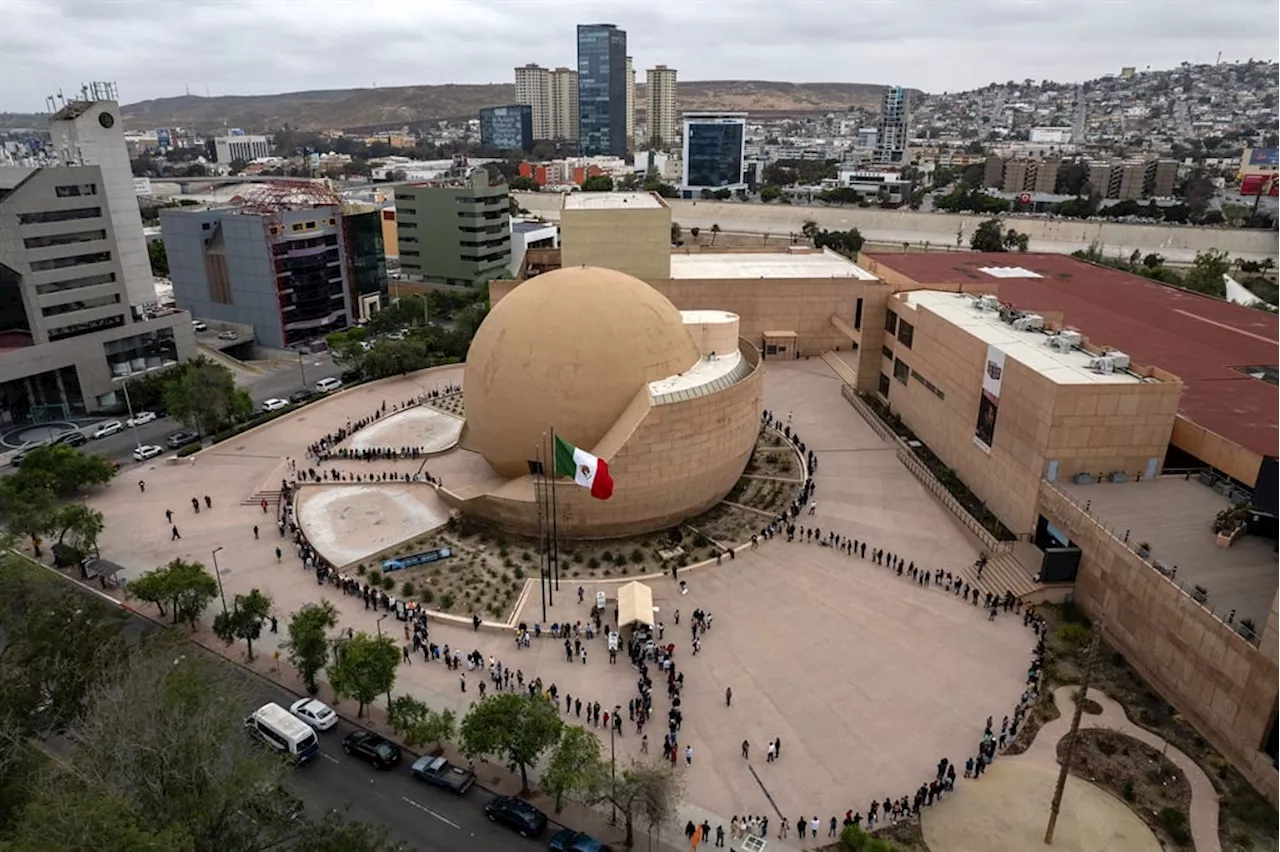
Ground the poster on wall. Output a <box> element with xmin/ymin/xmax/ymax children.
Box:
<box><xmin>974</xmin><ymin>345</ymin><xmax>1005</xmax><ymax>452</ymax></box>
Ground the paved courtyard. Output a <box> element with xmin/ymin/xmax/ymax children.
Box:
<box><xmin>89</xmin><ymin>358</ymin><xmax>1034</xmax><ymax>835</ymax></box>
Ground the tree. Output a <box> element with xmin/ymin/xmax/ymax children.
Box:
<box><xmin>328</xmin><ymin>631</ymin><xmax>399</xmax><ymax>718</ymax></box>
<box><xmin>713</xmin><ymin>188</ymin><xmax>732</xmax><ymax>200</ymax></box>
<box><xmin>127</xmin><ymin>558</ymin><xmax>218</xmax><ymax>628</ymax></box>
<box><xmin>148</xmin><ymin>240</ymin><xmax>169</xmax><ymax>277</ymax></box>
<box><xmin>286</xmin><ymin>601</ymin><xmax>338</xmax><ymax>695</ymax></box>
<box><xmin>1002</xmin><ymin>227</ymin><xmax>1030</xmax><ymax>252</ymax></box>
<box><xmin>1183</xmin><ymin>249</ymin><xmax>1231</xmax><ymax>298</ymax></box>
<box><xmin>760</xmin><ymin>185</ymin><xmax>782</xmax><ymax>202</ymax></box>
<box><xmin>164</xmin><ymin>360</ymin><xmax>253</xmax><ymax>436</ymax></box>
<box><xmin>594</xmin><ymin>758</ymin><xmax>685</xmax><ymax>848</ymax></box>
<box><xmin>541</xmin><ymin>725</ymin><xmax>602</xmax><ymax>812</ymax></box>
<box><xmin>51</xmin><ymin>502</ymin><xmax>104</xmax><ymax>565</ymax></box>
<box><xmin>292</xmin><ymin>809</ymin><xmax>408</xmax><ymax>852</ymax></box>
<box><xmin>212</xmin><ymin>588</ymin><xmax>273</xmax><ymax>661</ymax></box>
<box><xmin>581</xmin><ymin>175</ymin><xmax>614</xmax><ymax>192</ymax></box>
<box><xmin>387</xmin><ymin>695</ymin><xmax>456</xmax><ymax>752</ymax></box>
<box><xmin>709</xmin><ymin>224</ymin><xmax>721</xmax><ymax>246</ymax></box>
<box><xmin>801</xmin><ymin>219</ymin><xmax>821</xmax><ymax>243</ymax></box>
<box><xmin>459</xmin><ymin>692</ymin><xmax>563</xmax><ymax>795</ymax></box>
<box><xmin>509</xmin><ymin>175</ymin><xmax>538</xmax><ymax>191</ymax></box>
<box><xmin>3</xmin><ymin>783</ymin><xmax>194</xmax><ymax>852</ymax></box>
<box><xmin>970</xmin><ymin>217</ymin><xmax>1008</xmax><ymax>252</ymax></box>
<box><xmin>7</xmin><ymin>444</ymin><xmax>116</xmax><ymax>497</ymax></box>
<box><xmin>689</xmin><ymin>227</ymin><xmax>700</xmax><ymax>243</ymax></box>
<box><xmin>670</xmin><ymin>222</ymin><xmax>682</xmax><ymax>246</ymax></box>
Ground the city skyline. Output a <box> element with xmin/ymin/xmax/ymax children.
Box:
<box><xmin>2</xmin><ymin>0</ymin><xmax>1276</xmax><ymax>112</ymax></box>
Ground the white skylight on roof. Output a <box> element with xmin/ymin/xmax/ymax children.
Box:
<box><xmin>979</xmin><ymin>266</ymin><xmax>1044</xmax><ymax>279</ymax></box>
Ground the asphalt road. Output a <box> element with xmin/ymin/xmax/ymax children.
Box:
<box><xmin>56</xmin><ymin>576</ymin><xmax>545</xmax><ymax>852</ymax></box>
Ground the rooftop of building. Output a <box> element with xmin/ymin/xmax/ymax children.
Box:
<box><xmin>668</xmin><ymin>247</ymin><xmax>879</xmax><ymax>281</ymax></box>
<box><xmin>863</xmin><ymin>252</ymin><xmax>1279</xmax><ymax>459</ymax></box>
<box><xmin>511</xmin><ymin>220</ymin><xmax>557</xmax><ymax>235</ymax></box>
<box><xmin>562</xmin><ymin>192</ymin><xmax>664</xmax><ymax>211</ymax></box>
<box><xmin>902</xmin><ymin>290</ymin><xmax>1143</xmax><ymax>386</ymax></box>
<box><xmin>0</xmin><ymin>166</ymin><xmax>37</xmax><ymax>190</ymax></box>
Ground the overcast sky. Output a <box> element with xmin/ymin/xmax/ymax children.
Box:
<box><xmin>2</xmin><ymin>0</ymin><xmax>1276</xmax><ymax>111</ymax></box>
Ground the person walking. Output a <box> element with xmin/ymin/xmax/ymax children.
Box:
<box><xmin>165</xmin><ymin>508</ymin><xmax>173</xmax><ymax>524</ymax></box>
<box><xmin>171</xmin><ymin>525</ymin><xmax>181</xmax><ymax>541</ymax></box>
<box><xmin>741</xmin><ymin>739</ymin><xmax>750</xmax><ymax>760</ymax></box>
<box><xmin>138</xmin><ymin>480</ymin><xmax>146</xmax><ymax>493</ymax></box>
<box><xmin>725</xmin><ymin>686</ymin><xmax>732</xmax><ymax>707</ymax></box>
<box><xmin>684</xmin><ymin>744</ymin><xmax>693</xmax><ymax>766</ymax></box>
<box><xmin>253</xmin><ymin>525</ymin><xmax>259</xmax><ymax>540</ymax></box>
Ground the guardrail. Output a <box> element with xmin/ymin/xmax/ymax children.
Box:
<box><xmin>839</xmin><ymin>384</ymin><xmax>896</xmax><ymax>443</ymax></box>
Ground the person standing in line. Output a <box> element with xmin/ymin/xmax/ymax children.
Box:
<box><xmin>684</xmin><ymin>744</ymin><xmax>693</xmax><ymax>766</ymax></box>
<box><xmin>796</xmin><ymin>817</ymin><xmax>806</xmax><ymax>839</ymax></box>
<box><xmin>459</xmin><ymin>672</ymin><xmax>466</xmax><ymax>692</ymax></box>
<box><xmin>809</xmin><ymin>816</ymin><xmax>820</xmax><ymax>839</ymax></box>
<box><xmin>725</xmin><ymin>686</ymin><xmax>732</xmax><ymax>707</ymax></box>
<box><xmin>741</xmin><ymin>739</ymin><xmax>750</xmax><ymax>759</ymax></box>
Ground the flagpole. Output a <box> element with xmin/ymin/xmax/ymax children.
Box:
<box><xmin>549</xmin><ymin>426</ymin><xmax>561</xmax><ymax>592</ymax></box>
<box><xmin>533</xmin><ymin>437</ymin><xmax>548</xmax><ymax>623</ymax></box>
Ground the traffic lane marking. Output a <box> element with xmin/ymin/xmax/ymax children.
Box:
<box><xmin>320</xmin><ymin>752</ymin><xmax>341</xmax><ymax>764</ymax></box>
<box><xmin>402</xmin><ymin>796</ymin><xmax>461</xmax><ymax>829</ymax></box>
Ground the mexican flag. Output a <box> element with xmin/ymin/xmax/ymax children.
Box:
<box><xmin>554</xmin><ymin>435</ymin><xmax>614</xmax><ymax>500</ymax></box>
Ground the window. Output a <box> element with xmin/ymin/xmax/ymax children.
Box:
<box><xmin>41</xmin><ymin>293</ymin><xmax>121</xmax><ymax>317</ymax></box>
<box><xmin>46</xmin><ymin>313</ymin><xmax>125</xmax><ymax>341</ymax></box>
<box><xmin>882</xmin><ymin>345</ymin><xmax>894</xmax><ymax>360</ymax></box>
<box><xmin>291</xmin><ymin>223</ymin><xmax>304</xmax><ymax>232</ymax></box>
<box><xmin>18</xmin><ymin>207</ymin><xmax>101</xmax><ymax>225</ymax></box>
<box><xmin>401</xmin><ymin>250</ymin><xmax>420</xmax><ymax>257</ymax></box>
<box><xmin>398</xmin><ymin>207</ymin><xmax>416</xmax><ymax>215</ymax></box>
<box><xmin>35</xmin><ymin>272</ymin><xmax>116</xmax><ymax>296</ymax></box>
<box><xmin>23</xmin><ymin>229</ymin><xmax>106</xmax><ymax>250</ymax></box>
<box><xmin>399</xmin><ymin>236</ymin><xmax>418</xmax><ymax>244</ymax></box>
<box><xmin>29</xmin><ymin>251</ymin><xmax>111</xmax><ymax>272</ymax></box>
<box><xmin>910</xmin><ymin>368</ymin><xmax>945</xmax><ymax>400</ymax></box>
<box><xmin>305</xmin><ymin>221</ymin><xmax>316</xmax><ymax>230</ymax></box>
<box><xmin>854</xmin><ymin>298</ymin><xmax>863</xmax><ymax>331</ymax></box>
<box><xmin>54</xmin><ymin>183</ymin><xmax>97</xmax><ymax>198</ymax></box>
<box><xmin>897</xmin><ymin>320</ymin><xmax>914</xmax><ymax>349</ymax></box>
<box><xmin>884</xmin><ymin>310</ymin><xmax>898</xmax><ymax>335</ymax></box>
<box><xmin>893</xmin><ymin>357</ymin><xmax>910</xmax><ymax>385</ymax></box>
<box><xmin>878</xmin><ymin>372</ymin><xmax>891</xmax><ymax>397</ymax></box>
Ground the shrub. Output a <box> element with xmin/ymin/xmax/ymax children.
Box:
<box><xmin>176</xmin><ymin>442</ymin><xmax>201</xmax><ymax>457</ymax></box>
<box><xmin>630</xmin><ymin>548</ymin><xmax>645</xmax><ymax>564</ymax></box>
<box><xmin>572</xmin><ymin>552</ymin><xmax>584</xmax><ymax>564</ymax></box>
<box><xmin>1157</xmin><ymin>807</ymin><xmax>1190</xmax><ymax>844</ymax></box>
<box><xmin>440</xmin><ymin>593</ymin><xmax>455</xmax><ymax>611</ymax></box>
<box><xmin>368</xmin><ymin>569</ymin><xmax>383</xmax><ymax>586</ymax></box>
<box><xmin>513</xmin><ymin>567</ymin><xmax>525</xmax><ymax>580</ymax></box>
<box><xmin>420</xmin><ymin>589</ymin><xmax>435</xmax><ymax>604</ymax></box>
<box><xmin>587</xmin><ymin>557</ymin><xmax>600</xmax><ymax>570</ymax></box>
<box><xmin>1056</xmin><ymin>623</ymin><xmax>1092</xmax><ymax>648</ymax></box>
<box><xmin>355</xmin><ymin>564</ymin><xmax>366</xmax><ymax>576</ymax></box>
<box><xmin>503</xmin><ymin>557</ymin><xmax>515</xmax><ymax>569</ymax></box>
<box><xmin>1122</xmin><ymin>780</ymin><xmax>1135</xmax><ymax>801</ymax></box>
<box><xmin>498</xmin><ymin>545</ymin><xmax>510</xmax><ymax>558</ymax></box>
<box><xmin>612</xmin><ymin>552</ymin><xmax>627</xmax><ymax>566</ymax></box>
<box><xmin>1096</xmin><ymin>735</ymin><xmax>1117</xmax><ymax>756</ymax></box>
<box><xmin>381</xmin><ymin>574</ymin><xmax>396</xmax><ymax>590</ymax></box>
<box><xmin>401</xmin><ymin>581</ymin><xmax>415</xmax><ymax>597</ymax></box>
<box><xmin>521</xmin><ymin>551</ymin><xmax>532</xmax><ymax>562</ymax></box>
<box><xmin>1059</xmin><ymin>600</ymin><xmax>1091</xmax><ymax>625</ymax></box>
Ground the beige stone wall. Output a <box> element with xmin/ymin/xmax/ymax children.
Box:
<box><xmin>446</xmin><ymin>345</ymin><xmax>764</xmax><ymax>539</ymax></box>
<box><xmin>1039</xmin><ymin>481</ymin><xmax>1279</xmax><ymax>807</ymax></box>
<box><xmin>561</xmin><ymin>206</ymin><xmax>672</xmax><ymax>281</ymax></box>
<box><xmin>1170</xmin><ymin>415</ymin><xmax>1265</xmax><ymax>485</ymax></box>
<box><xmin>685</xmin><ymin>314</ymin><xmax>740</xmax><ymax>358</ymax></box>
<box><xmin>882</xmin><ymin>297</ymin><xmax>1180</xmax><ymax>535</ymax></box>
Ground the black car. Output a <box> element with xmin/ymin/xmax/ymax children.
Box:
<box><xmin>288</xmin><ymin>389</ymin><xmax>316</xmax><ymax>404</ymax></box>
<box><xmin>53</xmin><ymin>431</ymin><xmax>87</xmax><ymax>447</ymax></box>
<box><xmin>484</xmin><ymin>795</ymin><xmax>547</xmax><ymax>839</ymax></box>
<box><xmin>165</xmin><ymin>431</ymin><xmax>199</xmax><ymax>449</ymax></box>
<box><xmin>341</xmin><ymin>731</ymin><xmax>401</xmax><ymax>769</ymax></box>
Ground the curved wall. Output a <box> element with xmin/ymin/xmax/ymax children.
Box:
<box><xmin>446</xmin><ymin>341</ymin><xmax>763</xmax><ymax>538</ymax></box>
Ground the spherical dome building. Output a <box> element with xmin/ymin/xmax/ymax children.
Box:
<box><xmin>465</xmin><ymin>267</ymin><xmax>702</xmax><ymax>477</ymax></box>
<box><xmin>455</xmin><ymin>266</ymin><xmax>763</xmax><ymax>539</ymax></box>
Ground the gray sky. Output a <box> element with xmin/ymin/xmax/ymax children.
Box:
<box><xmin>2</xmin><ymin>0</ymin><xmax>1275</xmax><ymax>111</ymax></box>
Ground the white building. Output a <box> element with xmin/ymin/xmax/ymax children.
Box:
<box><xmin>1029</xmin><ymin>127</ymin><xmax>1074</xmax><ymax>145</ymax></box>
<box><xmin>213</xmin><ymin>135</ymin><xmax>272</xmax><ymax>163</ymax></box>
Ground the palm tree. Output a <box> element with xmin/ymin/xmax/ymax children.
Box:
<box><xmin>710</xmin><ymin>224</ymin><xmax>721</xmax><ymax>246</ymax></box>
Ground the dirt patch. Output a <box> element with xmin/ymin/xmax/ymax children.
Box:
<box><xmin>816</xmin><ymin>818</ymin><xmax>931</xmax><ymax>851</ymax></box>
<box><xmin>1039</xmin><ymin>603</ymin><xmax>1279</xmax><ymax>852</ymax></box>
<box><xmin>423</xmin><ymin>392</ymin><xmax>465</xmax><ymax>418</ymax></box>
<box><xmin>1002</xmin><ymin>690</ymin><xmax>1061</xmax><ymax>757</ymax></box>
<box><xmin>1057</xmin><ymin>730</ymin><xmax>1192</xmax><ymax>850</ymax></box>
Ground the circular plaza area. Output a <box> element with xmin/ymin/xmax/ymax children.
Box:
<box><xmin>92</xmin><ymin>356</ymin><xmax>1038</xmax><ymax>828</ymax></box>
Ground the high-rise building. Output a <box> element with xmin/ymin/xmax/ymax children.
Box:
<box><xmin>875</xmin><ymin>86</ymin><xmax>909</xmax><ymax>165</ymax></box>
<box><xmin>681</xmin><ymin>113</ymin><xmax>747</xmax><ymax>197</ymax></box>
<box><xmin>625</xmin><ymin>56</ymin><xmax>635</xmax><ymax>151</ymax></box>
<box><xmin>646</xmin><ymin>65</ymin><xmax>679</xmax><ymax>149</ymax></box>
<box><xmin>0</xmin><ymin>164</ymin><xmax>196</xmax><ymax>417</ymax></box>
<box><xmin>577</xmin><ymin>23</ymin><xmax>628</xmax><ymax>157</ymax></box>
<box><xmin>47</xmin><ymin>95</ymin><xmax>153</xmax><ymax>308</ymax></box>
<box><xmin>514</xmin><ymin>63</ymin><xmax>552</xmax><ymax>140</ymax></box>
<box><xmin>213</xmin><ymin>134</ymin><xmax>271</xmax><ymax>163</ymax></box>
<box><xmin>162</xmin><ymin>184</ymin><xmax>368</xmax><ymax>349</ymax></box>
<box><xmin>549</xmin><ymin>67</ymin><xmax>580</xmax><ymax>142</ymax></box>
<box><xmin>479</xmin><ymin>105</ymin><xmax>534</xmax><ymax>153</ymax></box>
<box><xmin>394</xmin><ymin>169</ymin><xmax>510</xmax><ymax>288</ymax></box>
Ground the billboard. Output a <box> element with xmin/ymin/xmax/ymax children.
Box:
<box><xmin>974</xmin><ymin>345</ymin><xmax>1005</xmax><ymax>452</ymax></box>
<box><xmin>1240</xmin><ymin>174</ymin><xmax>1279</xmax><ymax>197</ymax></box>
<box><xmin>1247</xmin><ymin>148</ymin><xmax>1278</xmax><ymax>168</ymax></box>
<box><xmin>155</xmin><ymin>128</ymin><xmax>171</xmax><ymax>151</ymax></box>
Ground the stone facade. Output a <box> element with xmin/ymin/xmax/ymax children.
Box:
<box><xmin>1039</xmin><ymin>480</ymin><xmax>1279</xmax><ymax>807</ymax></box>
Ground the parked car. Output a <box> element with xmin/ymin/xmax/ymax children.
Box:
<box><xmin>261</xmin><ymin>398</ymin><xmax>289</xmax><ymax>412</ymax></box>
<box><xmin>126</xmin><ymin>411</ymin><xmax>157</xmax><ymax>427</ymax></box>
<box><xmin>288</xmin><ymin>698</ymin><xmax>338</xmax><ymax>732</ymax></box>
<box><xmin>192</xmin><ymin>320</ymin><xmax>208</xmax><ymax>332</ymax></box>
<box><xmin>52</xmin><ymin>431</ymin><xmax>87</xmax><ymax>447</ymax></box>
<box><xmin>314</xmin><ymin>377</ymin><xmax>342</xmax><ymax>393</ymax></box>
<box><xmin>132</xmin><ymin>445</ymin><xmax>163</xmax><ymax>462</ymax></box>
<box><xmin>288</xmin><ymin>389</ymin><xmax>316</xmax><ymax>404</ymax></box>
<box><xmin>218</xmin><ymin>330</ymin><xmax>238</xmax><ymax>340</ymax></box>
<box><xmin>10</xmin><ymin>443</ymin><xmax>46</xmax><ymax>467</ymax></box>
<box><xmin>549</xmin><ymin>829</ymin><xmax>613</xmax><ymax>852</ymax></box>
<box><xmin>410</xmin><ymin>755</ymin><xmax>476</xmax><ymax>795</ymax></box>
<box><xmin>91</xmin><ymin>420</ymin><xmax>123</xmax><ymax>439</ymax></box>
<box><xmin>340</xmin><ymin>731</ymin><xmax>400</xmax><ymax>769</ymax></box>
<box><xmin>165</xmin><ymin>430</ymin><xmax>199</xmax><ymax>449</ymax></box>
<box><xmin>483</xmin><ymin>795</ymin><xmax>547</xmax><ymax>839</ymax></box>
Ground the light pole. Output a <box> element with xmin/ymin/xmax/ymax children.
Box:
<box><xmin>377</xmin><ymin>613</ymin><xmax>394</xmax><ymax>709</ymax></box>
<box><xmin>297</xmin><ymin>350</ymin><xmax>307</xmax><ymax>391</ymax></box>
<box><xmin>211</xmin><ymin>546</ymin><xmax>228</xmax><ymax>615</ymax></box>
<box><xmin>120</xmin><ymin>378</ymin><xmax>143</xmax><ymax>452</ymax></box>
<box><xmin>609</xmin><ymin>720</ymin><xmax>617</xmax><ymax>826</ymax></box>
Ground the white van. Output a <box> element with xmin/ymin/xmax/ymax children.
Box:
<box><xmin>315</xmin><ymin>377</ymin><xmax>342</xmax><ymax>393</ymax></box>
<box><xmin>244</xmin><ymin>702</ymin><xmax>320</xmax><ymax>765</ymax></box>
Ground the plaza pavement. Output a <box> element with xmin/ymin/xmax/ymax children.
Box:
<box><xmin>88</xmin><ymin>358</ymin><xmax>1035</xmax><ymax>846</ymax></box>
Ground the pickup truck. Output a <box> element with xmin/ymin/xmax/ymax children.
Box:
<box><xmin>410</xmin><ymin>755</ymin><xmax>475</xmax><ymax>795</ymax></box>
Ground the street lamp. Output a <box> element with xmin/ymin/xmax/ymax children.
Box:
<box><xmin>297</xmin><ymin>350</ymin><xmax>307</xmax><ymax>391</ymax></box>
<box><xmin>120</xmin><ymin>378</ymin><xmax>143</xmax><ymax>452</ymax></box>
<box><xmin>211</xmin><ymin>546</ymin><xmax>228</xmax><ymax>615</ymax></box>
<box><xmin>376</xmin><ymin>613</ymin><xmax>394</xmax><ymax>709</ymax></box>
<box><xmin>609</xmin><ymin>719</ymin><xmax>617</xmax><ymax>826</ymax></box>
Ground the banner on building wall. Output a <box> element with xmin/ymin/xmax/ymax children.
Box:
<box><xmin>974</xmin><ymin>345</ymin><xmax>1005</xmax><ymax>452</ymax></box>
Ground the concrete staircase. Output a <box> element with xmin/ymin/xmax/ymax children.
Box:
<box><xmin>821</xmin><ymin>350</ymin><xmax>859</xmax><ymax>386</ymax></box>
<box><xmin>955</xmin><ymin>550</ymin><xmax>1040</xmax><ymax>600</ymax></box>
<box><xmin>241</xmin><ymin>489</ymin><xmax>283</xmax><ymax>511</ymax></box>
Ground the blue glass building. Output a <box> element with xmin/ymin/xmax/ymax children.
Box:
<box><xmin>681</xmin><ymin>113</ymin><xmax>747</xmax><ymax>195</ymax></box>
<box><xmin>479</xmin><ymin>105</ymin><xmax>534</xmax><ymax>153</ymax></box>
<box><xmin>576</xmin><ymin>23</ymin><xmax>627</xmax><ymax>157</ymax></box>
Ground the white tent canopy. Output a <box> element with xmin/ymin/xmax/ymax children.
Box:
<box><xmin>616</xmin><ymin>581</ymin><xmax>655</xmax><ymax>628</ymax></box>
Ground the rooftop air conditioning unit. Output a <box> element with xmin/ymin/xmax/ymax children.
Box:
<box><xmin>1103</xmin><ymin>350</ymin><xmax>1130</xmax><ymax>369</ymax></box>
<box><xmin>1087</xmin><ymin>356</ymin><xmax>1115</xmax><ymax>374</ymax></box>
<box><xmin>1057</xmin><ymin>330</ymin><xmax>1082</xmax><ymax>349</ymax></box>
<box><xmin>976</xmin><ymin>295</ymin><xmax>1000</xmax><ymax>312</ymax></box>
<box><xmin>1013</xmin><ymin>313</ymin><xmax>1045</xmax><ymax>332</ymax></box>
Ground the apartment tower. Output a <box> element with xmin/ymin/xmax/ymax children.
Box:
<box><xmin>576</xmin><ymin>23</ymin><xmax>628</xmax><ymax>157</ymax></box>
<box><xmin>646</xmin><ymin>65</ymin><xmax>679</xmax><ymax>149</ymax></box>
<box><xmin>875</xmin><ymin>86</ymin><xmax>909</xmax><ymax>165</ymax></box>
<box><xmin>549</xmin><ymin>67</ymin><xmax>580</xmax><ymax>142</ymax></box>
<box><xmin>625</xmin><ymin>56</ymin><xmax>635</xmax><ymax>151</ymax></box>
<box><xmin>514</xmin><ymin>64</ymin><xmax>552</xmax><ymax>141</ymax></box>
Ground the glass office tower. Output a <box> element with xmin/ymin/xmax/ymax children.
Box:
<box><xmin>576</xmin><ymin>23</ymin><xmax>627</xmax><ymax>157</ymax></box>
<box><xmin>681</xmin><ymin>113</ymin><xmax>747</xmax><ymax>195</ymax></box>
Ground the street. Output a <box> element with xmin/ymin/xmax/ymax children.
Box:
<box><xmin>57</xmin><ymin>575</ymin><xmax>545</xmax><ymax>852</ymax></box>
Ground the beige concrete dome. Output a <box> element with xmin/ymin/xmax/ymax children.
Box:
<box><xmin>465</xmin><ymin>266</ymin><xmax>700</xmax><ymax>477</ymax></box>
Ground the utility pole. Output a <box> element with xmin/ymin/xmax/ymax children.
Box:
<box><xmin>211</xmin><ymin>546</ymin><xmax>228</xmax><ymax>615</ymax></box>
<box><xmin>1044</xmin><ymin>625</ymin><xmax>1103</xmax><ymax>844</ymax></box>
